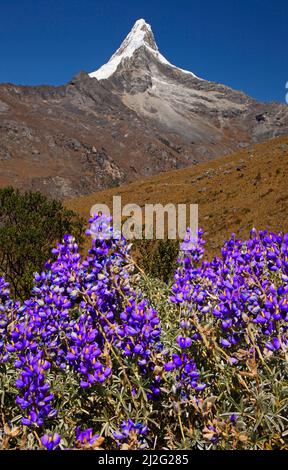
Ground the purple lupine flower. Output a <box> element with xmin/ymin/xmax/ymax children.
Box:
<box><xmin>41</xmin><ymin>433</ymin><xmax>61</xmax><ymax>450</ymax></box>
<box><xmin>171</xmin><ymin>226</ymin><xmax>288</xmax><ymax>364</ymax></box>
<box><xmin>176</xmin><ymin>336</ymin><xmax>192</xmax><ymax>349</ymax></box>
<box><xmin>113</xmin><ymin>419</ymin><xmax>148</xmax><ymax>446</ymax></box>
<box><xmin>76</xmin><ymin>427</ymin><xmax>99</xmax><ymax>447</ymax></box>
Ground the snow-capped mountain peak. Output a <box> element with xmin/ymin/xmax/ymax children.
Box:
<box><xmin>89</xmin><ymin>19</ymin><xmax>199</xmax><ymax>80</ymax></box>
<box><xmin>117</xmin><ymin>18</ymin><xmax>158</xmax><ymax>54</ymax></box>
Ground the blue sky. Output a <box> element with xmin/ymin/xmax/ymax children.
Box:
<box><xmin>0</xmin><ymin>0</ymin><xmax>287</xmax><ymax>102</ymax></box>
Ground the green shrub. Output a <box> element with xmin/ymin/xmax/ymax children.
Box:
<box><xmin>0</xmin><ymin>186</ymin><xmax>85</xmax><ymax>299</ymax></box>
<box><xmin>134</xmin><ymin>239</ymin><xmax>179</xmax><ymax>284</ymax></box>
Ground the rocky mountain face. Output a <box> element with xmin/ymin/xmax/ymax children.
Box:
<box><xmin>0</xmin><ymin>19</ymin><xmax>287</xmax><ymax>199</ymax></box>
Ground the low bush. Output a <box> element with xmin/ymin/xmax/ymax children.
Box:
<box><xmin>0</xmin><ymin>186</ymin><xmax>85</xmax><ymax>299</ymax></box>
<box><xmin>134</xmin><ymin>239</ymin><xmax>179</xmax><ymax>284</ymax></box>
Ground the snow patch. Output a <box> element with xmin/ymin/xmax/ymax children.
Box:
<box><xmin>89</xmin><ymin>19</ymin><xmax>201</xmax><ymax>80</ymax></box>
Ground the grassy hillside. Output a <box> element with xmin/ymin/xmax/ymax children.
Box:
<box><xmin>67</xmin><ymin>135</ymin><xmax>288</xmax><ymax>257</ymax></box>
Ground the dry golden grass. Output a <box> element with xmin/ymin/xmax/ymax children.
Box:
<box><xmin>66</xmin><ymin>135</ymin><xmax>288</xmax><ymax>257</ymax></box>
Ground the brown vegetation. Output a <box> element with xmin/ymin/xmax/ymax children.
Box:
<box><xmin>67</xmin><ymin>135</ymin><xmax>288</xmax><ymax>257</ymax></box>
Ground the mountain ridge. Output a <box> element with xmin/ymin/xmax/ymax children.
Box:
<box><xmin>0</xmin><ymin>19</ymin><xmax>287</xmax><ymax>199</ymax></box>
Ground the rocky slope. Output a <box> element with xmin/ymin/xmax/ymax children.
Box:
<box><xmin>0</xmin><ymin>19</ymin><xmax>287</xmax><ymax>198</ymax></box>
<box><xmin>67</xmin><ymin>135</ymin><xmax>288</xmax><ymax>258</ymax></box>
<box><xmin>91</xmin><ymin>19</ymin><xmax>288</xmax><ymax>154</ymax></box>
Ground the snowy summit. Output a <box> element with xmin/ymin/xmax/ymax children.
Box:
<box><xmin>89</xmin><ymin>18</ymin><xmax>199</xmax><ymax>80</ymax></box>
